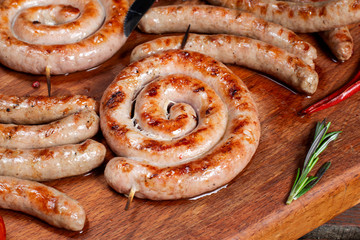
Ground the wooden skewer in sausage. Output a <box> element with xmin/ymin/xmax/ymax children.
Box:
<box><xmin>46</xmin><ymin>66</ymin><xmax>52</xmax><ymax>97</ymax></box>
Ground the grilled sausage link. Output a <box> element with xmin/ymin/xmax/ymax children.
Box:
<box><xmin>319</xmin><ymin>26</ymin><xmax>354</xmax><ymax>61</ymax></box>
<box><xmin>138</xmin><ymin>5</ymin><xmax>317</xmax><ymax>67</ymax></box>
<box><xmin>207</xmin><ymin>0</ymin><xmax>360</xmax><ymax>33</ymax></box>
<box><xmin>0</xmin><ymin>94</ymin><xmax>98</xmax><ymax>125</ymax></box>
<box><xmin>0</xmin><ymin>110</ymin><xmax>99</xmax><ymax>149</ymax></box>
<box><xmin>101</xmin><ymin>50</ymin><xmax>260</xmax><ymax>200</ymax></box>
<box><xmin>0</xmin><ymin>176</ymin><xmax>85</xmax><ymax>231</ymax></box>
<box><xmin>131</xmin><ymin>34</ymin><xmax>318</xmax><ymax>94</ymax></box>
<box><xmin>0</xmin><ymin>139</ymin><xmax>106</xmax><ymax>181</ymax></box>
<box><xmin>0</xmin><ymin>0</ymin><xmax>129</xmax><ymax>74</ymax></box>
<box><xmin>283</xmin><ymin>0</ymin><xmax>354</xmax><ymax>61</ymax></box>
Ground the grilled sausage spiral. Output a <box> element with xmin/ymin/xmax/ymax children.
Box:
<box><xmin>101</xmin><ymin>50</ymin><xmax>260</xmax><ymax>200</ymax></box>
<box><xmin>0</xmin><ymin>0</ymin><xmax>129</xmax><ymax>74</ymax></box>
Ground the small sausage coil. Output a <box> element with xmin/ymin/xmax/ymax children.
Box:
<box><xmin>0</xmin><ymin>94</ymin><xmax>98</xmax><ymax>125</ymax></box>
<box><xmin>131</xmin><ymin>34</ymin><xmax>318</xmax><ymax>95</ymax></box>
<box><xmin>138</xmin><ymin>5</ymin><xmax>317</xmax><ymax>67</ymax></box>
<box><xmin>0</xmin><ymin>139</ymin><xmax>106</xmax><ymax>181</ymax></box>
<box><xmin>101</xmin><ymin>50</ymin><xmax>260</xmax><ymax>200</ymax></box>
<box><xmin>0</xmin><ymin>176</ymin><xmax>85</xmax><ymax>231</ymax></box>
<box><xmin>0</xmin><ymin>110</ymin><xmax>99</xmax><ymax>149</ymax></box>
<box><xmin>0</xmin><ymin>0</ymin><xmax>129</xmax><ymax>74</ymax></box>
<box><xmin>207</xmin><ymin>0</ymin><xmax>360</xmax><ymax>33</ymax></box>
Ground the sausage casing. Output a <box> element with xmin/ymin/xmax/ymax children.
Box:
<box><xmin>0</xmin><ymin>176</ymin><xmax>85</xmax><ymax>231</ymax></box>
<box><xmin>0</xmin><ymin>139</ymin><xmax>106</xmax><ymax>181</ymax></box>
<box><xmin>138</xmin><ymin>5</ymin><xmax>317</xmax><ymax>66</ymax></box>
<box><xmin>207</xmin><ymin>0</ymin><xmax>360</xmax><ymax>33</ymax></box>
<box><xmin>319</xmin><ymin>27</ymin><xmax>354</xmax><ymax>61</ymax></box>
<box><xmin>102</xmin><ymin>50</ymin><xmax>260</xmax><ymax>200</ymax></box>
<box><xmin>0</xmin><ymin>94</ymin><xmax>98</xmax><ymax>125</ymax></box>
<box><xmin>0</xmin><ymin>0</ymin><xmax>129</xmax><ymax>74</ymax></box>
<box><xmin>131</xmin><ymin>34</ymin><xmax>318</xmax><ymax>95</ymax></box>
<box><xmin>0</xmin><ymin>110</ymin><xmax>99</xmax><ymax>149</ymax></box>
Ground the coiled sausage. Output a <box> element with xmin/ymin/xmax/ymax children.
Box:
<box><xmin>101</xmin><ymin>50</ymin><xmax>260</xmax><ymax>200</ymax></box>
<box><xmin>0</xmin><ymin>0</ymin><xmax>129</xmax><ymax>74</ymax></box>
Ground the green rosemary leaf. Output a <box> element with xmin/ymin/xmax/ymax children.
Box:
<box><xmin>286</xmin><ymin>120</ymin><xmax>340</xmax><ymax>205</ymax></box>
<box><xmin>307</xmin><ymin>157</ymin><xmax>320</xmax><ymax>174</ymax></box>
<box><xmin>303</xmin><ymin>125</ymin><xmax>327</xmax><ymax>171</ymax></box>
<box><xmin>294</xmin><ymin>162</ymin><xmax>331</xmax><ymax>200</ymax></box>
<box><xmin>292</xmin><ymin>168</ymin><xmax>301</xmax><ymax>189</ymax></box>
<box><xmin>314</xmin><ymin>119</ymin><xmax>326</xmax><ymax>139</ymax></box>
<box><xmin>295</xmin><ymin>177</ymin><xmax>318</xmax><ymax>200</ymax></box>
<box><xmin>315</xmin><ymin>162</ymin><xmax>332</xmax><ymax>179</ymax></box>
<box><xmin>313</xmin><ymin>132</ymin><xmax>341</xmax><ymax>160</ymax></box>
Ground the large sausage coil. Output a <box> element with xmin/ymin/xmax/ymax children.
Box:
<box><xmin>101</xmin><ymin>50</ymin><xmax>260</xmax><ymax>200</ymax></box>
<box><xmin>0</xmin><ymin>0</ymin><xmax>129</xmax><ymax>74</ymax></box>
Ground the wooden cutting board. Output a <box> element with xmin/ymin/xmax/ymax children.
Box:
<box><xmin>0</xmin><ymin>5</ymin><xmax>360</xmax><ymax>240</ymax></box>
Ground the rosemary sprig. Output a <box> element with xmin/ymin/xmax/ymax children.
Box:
<box><xmin>286</xmin><ymin>120</ymin><xmax>341</xmax><ymax>205</ymax></box>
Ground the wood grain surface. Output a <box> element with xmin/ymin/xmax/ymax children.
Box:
<box><xmin>0</xmin><ymin>1</ymin><xmax>360</xmax><ymax>239</ymax></box>
<box><xmin>301</xmin><ymin>204</ymin><xmax>360</xmax><ymax>239</ymax></box>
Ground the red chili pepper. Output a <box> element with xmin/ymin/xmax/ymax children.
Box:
<box><xmin>0</xmin><ymin>216</ymin><xmax>5</xmax><ymax>240</ymax></box>
<box><xmin>300</xmin><ymin>69</ymin><xmax>360</xmax><ymax>115</ymax></box>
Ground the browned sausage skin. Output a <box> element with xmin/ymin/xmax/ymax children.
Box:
<box><xmin>0</xmin><ymin>176</ymin><xmax>85</xmax><ymax>231</ymax></box>
<box><xmin>0</xmin><ymin>94</ymin><xmax>98</xmax><ymax>125</ymax></box>
<box><xmin>0</xmin><ymin>0</ymin><xmax>129</xmax><ymax>74</ymax></box>
<box><xmin>319</xmin><ymin>26</ymin><xmax>354</xmax><ymax>61</ymax></box>
<box><xmin>138</xmin><ymin>5</ymin><xmax>317</xmax><ymax>67</ymax></box>
<box><xmin>131</xmin><ymin>34</ymin><xmax>318</xmax><ymax>95</ymax></box>
<box><xmin>0</xmin><ymin>110</ymin><xmax>99</xmax><ymax>149</ymax></box>
<box><xmin>283</xmin><ymin>0</ymin><xmax>354</xmax><ymax>61</ymax></box>
<box><xmin>207</xmin><ymin>0</ymin><xmax>360</xmax><ymax>33</ymax></box>
<box><xmin>102</xmin><ymin>50</ymin><xmax>260</xmax><ymax>200</ymax></box>
<box><xmin>0</xmin><ymin>139</ymin><xmax>106</xmax><ymax>181</ymax></box>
